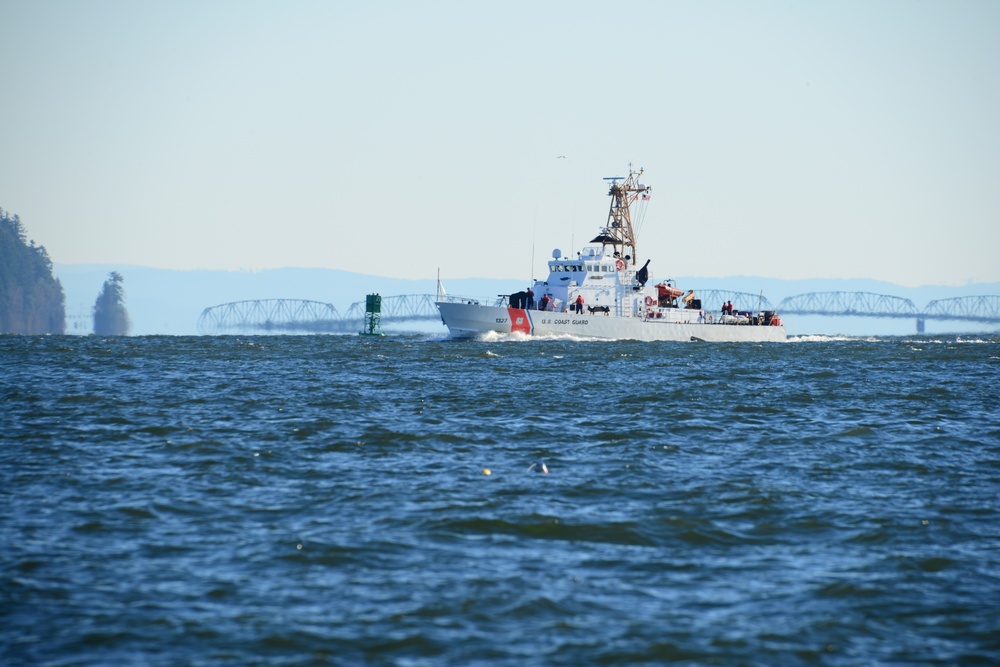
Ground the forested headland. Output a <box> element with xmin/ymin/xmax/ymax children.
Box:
<box><xmin>0</xmin><ymin>208</ymin><xmax>65</xmax><ymax>334</ymax></box>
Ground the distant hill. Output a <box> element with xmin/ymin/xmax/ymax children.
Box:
<box><xmin>54</xmin><ymin>264</ymin><xmax>1000</xmax><ymax>337</ymax></box>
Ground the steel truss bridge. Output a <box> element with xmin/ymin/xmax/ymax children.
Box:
<box><xmin>777</xmin><ymin>292</ymin><xmax>1000</xmax><ymax>332</ymax></box>
<box><xmin>197</xmin><ymin>292</ymin><xmax>1000</xmax><ymax>334</ymax></box>
<box><xmin>197</xmin><ymin>296</ymin><xmax>442</xmax><ymax>334</ymax></box>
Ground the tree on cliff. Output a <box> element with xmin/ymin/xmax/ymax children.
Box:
<box><xmin>93</xmin><ymin>271</ymin><xmax>131</xmax><ymax>335</ymax></box>
<box><xmin>0</xmin><ymin>208</ymin><xmax>66</xmax><ymax>334</ymax></box>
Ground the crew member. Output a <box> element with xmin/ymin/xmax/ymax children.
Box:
<box><xmin>526</xmin><ymin>288</ymin><xmax>535</xmax><ymax>310</ymax></box>
<box><xmin>574</xmin><ymin>294</ymin><xmax>584</xmax><ymax>314</ymax></box>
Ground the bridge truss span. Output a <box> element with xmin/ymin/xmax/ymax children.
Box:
<box><xmin>197</xmin><ymin>295</ymin><xmax>443</xmax><ymax>334</ymax></box>
<box><xmin>922</xmin><ymin>296</ymin><xmax>1000</xmax><ymax>323</ymax></box>
<box><xmin>342</xmin><ymin>294</ymin><xmax>441</xmax><ymax>322</ymax></box>
<box><xmin>197</xmin><ymin>299</ymin><xmax>346</xmax><ymax>334</ymax></box>
<box><xmin>778</xmin><ymin>292</ymin><xmax>918</xmax><ymax>319</ymax></box>
<box><xmin>692</xmin><ymin>290</ymin><xmax>775</xmax><ymax>313</ymax></box>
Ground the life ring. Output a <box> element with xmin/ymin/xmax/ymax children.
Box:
<box><xmin>644</xmin><ymin>296</ymin><xmax>654</xmax><ymax>306</ymax></box>
<box><xmin>771</xmin><ymin>317</ymin><xmax>782</xmax><ymax>326</ymax></box>
<box><xmin>615</xmin><ymin>259</ymin><xmax>625</xmax><ymax>271</ymax></box>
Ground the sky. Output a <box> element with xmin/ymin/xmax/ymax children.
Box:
<box><xmin>2</xmin><ymin>0</ymin><xmax>998</xmax><ymax>287</ymax></box>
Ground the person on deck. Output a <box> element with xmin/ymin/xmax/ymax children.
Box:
<box><xmin>539</xmin><ymin>294</ymin><xmax>550</xmax><ymax>311</ymax></box>
<box><xmin>575</xmin><ymin>294</ymin><xmax>584</xmax><ymax>314</ymax></box>
<box><xmin>526</xmin><ymin>288</ymin><xmax>534</xmax><ymax>310</ymax></box>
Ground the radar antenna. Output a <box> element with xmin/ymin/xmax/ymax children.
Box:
<box><xmin>597</xmin><ymin>167</ymin><xmax>650</xmax><ymax>266</ymax></box>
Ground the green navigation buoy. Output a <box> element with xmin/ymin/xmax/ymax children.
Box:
<box><xmin>359</xmin><ymin>293</ymin><xmax>384</xmax><ymax>336</ymax></box>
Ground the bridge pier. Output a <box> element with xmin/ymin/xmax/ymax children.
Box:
<box><xmin>916</xmin><ymin>318</ymin><xmax>925</xmax><ymax>334</ymax></box>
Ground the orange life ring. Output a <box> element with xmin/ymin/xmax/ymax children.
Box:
<box><xmin>644</xmin><ymin>296</ymin><xmax>654</xmax><ymax>306</ymax></box>
<box><xmin>615</xmin><ymin>259</ymin><xmax>625</xmax><ymax>271</ymax></box>
<box><xmin>771</xmin><ymin>317</ymin><xmax>782</xmax><ymax>326</ymax></box>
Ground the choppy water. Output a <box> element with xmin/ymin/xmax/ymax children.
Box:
<box><xmin>2</xmin><ymin>333</ymin><xmax>999</xmax><ymax>666</ymax></box>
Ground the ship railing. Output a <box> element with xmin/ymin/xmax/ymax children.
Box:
<box><xmin>436</xmin><ymin>294</ymin><xmax>487</xmax><ymax>306</ymax></box>
<box><xmin>439</xmin><ymin>294</ymin><xmax>575</xmax><ymax>309</ymax></box>
<box><xmin>707</xmin><ymin>311</ymin><xmax>779</xmax><ymax>326</ymax></box>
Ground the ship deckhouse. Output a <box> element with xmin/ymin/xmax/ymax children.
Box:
<box><xmin>547</xmin><ymin>247</ymin><xmax>623</xmax><ymax>283</ymax></box>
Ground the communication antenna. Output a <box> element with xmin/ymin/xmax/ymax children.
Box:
<box><xmin>592</xmin><ymin>167</ymin><xmax>650</xmax><ymax>266</ymax></box>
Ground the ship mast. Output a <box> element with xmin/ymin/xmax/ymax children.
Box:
<box><xmin>597</xmin><ymin>167</ymin><xmax>649</xmax><ymax>266</ymax></box>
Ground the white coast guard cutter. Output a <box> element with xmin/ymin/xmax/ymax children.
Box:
<box><xmin>436</xmin><ymin>167</ymin><xmax>786</xmax><ymax>342</ymax></box>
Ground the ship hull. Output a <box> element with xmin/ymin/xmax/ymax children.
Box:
<box><xmin>437</xmin><ymin>302</ymin><xmax>786</xmax><ymax>342</ymax></box>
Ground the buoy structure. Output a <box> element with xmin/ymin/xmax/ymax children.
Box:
<box><xmin>359</xmin><ymin>293</ymin><xmax>384</xmax><ymax>336</ymax></box>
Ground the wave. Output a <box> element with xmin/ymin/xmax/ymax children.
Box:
<box><xmin>472</xmin><ymin>330</ymin><xmax>602</xmax><ymax>343</ymax></box>
<box><xmin>787</xmin><ymin>334</ymin><xmax>873</xmax><ymax>343</ymax></box>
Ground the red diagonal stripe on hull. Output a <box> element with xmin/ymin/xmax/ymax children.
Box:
<box><xmin>507</xmin><ymin>308</ymin><xmax>532</xmax><ymax>334</ymax></box>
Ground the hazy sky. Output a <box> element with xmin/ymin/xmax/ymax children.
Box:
<box><xmin>2</xmin><ymin>1</ymin><xmax>998</xmax><ymax>286</ymax></box>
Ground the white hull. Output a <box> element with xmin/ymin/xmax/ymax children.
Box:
<box><xmin>437</xmin><ymin>302</ymin><xmax>786</xmax><ymax>342</ymax></box>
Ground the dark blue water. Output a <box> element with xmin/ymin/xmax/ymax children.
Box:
<box><xmin>3</xmin><ymin>333</ymin><xmax>999</xmax><ymax>666</ymax></box>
